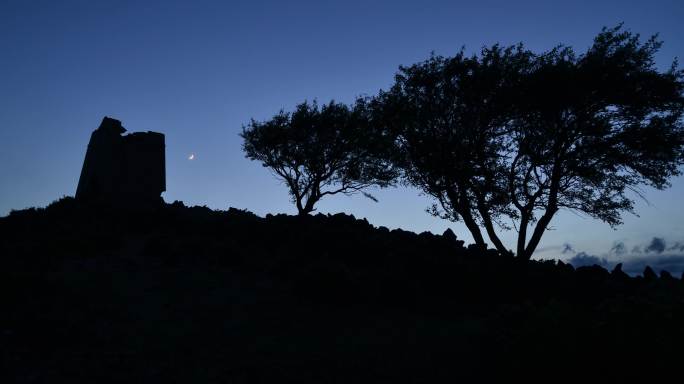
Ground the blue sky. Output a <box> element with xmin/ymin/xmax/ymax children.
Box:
<box><xmin>1</xmin><ymin>0</ymin><xmax>683</xmax><ymax>267</ymax></box>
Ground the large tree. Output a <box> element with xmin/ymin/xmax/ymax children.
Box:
<box><xmin>377</xmin><ymin>26</ymin><xmax>684</xmax><ymax>258</ymax></box>
<box><xmin>242</xmin><ymin>100</ymin><xmax>397</xmax><ymax>215</ymax></box>
<box><xmin>375</xmin><ymin>45</ymin><xmax>533</xmax><ymax>252</ymax></box>
<box><xmin>508</xmin><ymin>26</ymin><xmax>684</xmax><ymax>259</ymax></box>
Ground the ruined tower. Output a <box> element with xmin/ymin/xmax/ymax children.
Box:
<box><xmin>76</xmin><ymin>117</ymin><xmax>165</xmax><ymax>204</ymax></box>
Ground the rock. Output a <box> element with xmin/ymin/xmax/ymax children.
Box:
<box><xmin>442</xmin><ymin>228</ymin><xmax>457</xmax><ymax>243</ymax></box>
<box><xmin>642</xmin><ymin>266</ymin><xmax>657</xmax><ymax>281</ymax></box>
<box><xmin>660</xmin><ymin>270</ymin><xmax>675</xmax><ymax>281</ymax></box>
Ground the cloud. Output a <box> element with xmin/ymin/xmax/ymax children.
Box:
<box><xmin>620</xmin><ymin>254</ymin><xmax>684</xmax><ymax>277</ymax></box>
<box><xmin>645</xmin><ymin>237</ymin><xmax>666</xmax><ymax>254</ymax></box>
<box><xmin>610</xmin><ymin>241</ymin><xmax>626</xmax><ymax>256</ymax></box>
<box><xmin>567</xmin><ymin>252</ymin><xmax>610</xmax><ymax>268</ymax></box>
<box><xmin>567</xmin><ymin>251</ymin><xmax>684</xmax><ymax>277</ymax></box>
<box><xmin>561</xmin><ymin>243</ymin><xmax>575</xmax><ymax>254</ymax></box>
<box><xmin>668</xmin><ymin>242</ymin><xmax>684</xmax><ymax>252</ymax></box>
<box><xmin>557</xmin><ymin>236</ymin><xmax>684</xmax><ymax>276</ymax></box>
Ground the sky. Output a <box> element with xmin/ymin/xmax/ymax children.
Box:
<box><xmin>1</xmin><ymin>0</ymin><xmax>683</xmax><ymax>271</ymax></box>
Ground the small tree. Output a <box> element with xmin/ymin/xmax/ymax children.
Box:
<box><xmin>241</xmin><ymin>100</ymin><xmax>398</xmax><ymax>215</ymax></box>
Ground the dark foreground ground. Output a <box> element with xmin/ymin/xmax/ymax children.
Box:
<box><xmin>2</xmin><ymin>198</ymin><xmax>684</xmax><ymax>382</ymax></box>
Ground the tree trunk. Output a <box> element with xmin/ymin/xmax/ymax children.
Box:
<box><xmin>299</xmin><ymin>188</ymin><xmax>319</xmax><ymax>216</ymax></box>
<box><xmin>462</xmin><ymin>215</ymin><xmax>487</xmax><ymax>249</ymax></box>
<box><xmin>476</xmin><ymin>203</ymin><xmax>509</xmax><ymax>254</ymax></box>
<box><xmin>459</xmin><ymin>208</ymin><xmax>487</xmax><ymax>250</ymax></box>
<box><xmin>516</xmin><ymin>210</ymin><xmax>530</xmax><ymax>258</ymax></box>
<box><xmin>521</xmin><ymin>208</ymin><xmax>557</xmax><ymax>260</ymax></box>
<box><xmin>447</xmin><ymin>188</ymin><xmax>487</xmax><ymax>250</ymax></box>
<box><xmin>521</xmin><ymin>157</ymin><xmax>562</xmax><ymax>259</ymax></box>
<box><xmin>297</xmin><ymin>207</ymin><xmax>312</xmax><ymax>216</ymax></box>
<box><xmin>299</xmin><ymin>200</ymin><xmax>316</xmax><ymax>215</ymax></box>
<box><xmin>471</xmin><ymin>188</ymin><xmax>509</xmax><ymax>254</ymax></box>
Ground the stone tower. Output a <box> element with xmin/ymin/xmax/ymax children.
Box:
<box><xmin>76</xmin><ymin>117</ymin><xmax>165</xmax><ymax>204</ymax></box>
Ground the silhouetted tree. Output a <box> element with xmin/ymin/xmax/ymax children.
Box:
<box><xmin>375</xmin><ymin>25</ymin><xmax>684</xmax><ymax>258</ymax></box>
<box><xmin>242</xmin><ymin>100</ymin><xmax>397</xmax><ymax>215</ymax></box>
<box><xmin>508</xmin><ymin>26</ymin><xmax>684</xmax><ymax>259</ymax></box>
<box><xmin>374</xmin><ymin>45</ymin><xmax>533</xmax><ymax>252</ymax></box>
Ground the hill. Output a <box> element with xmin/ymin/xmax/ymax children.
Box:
<box><xmin>2</xmin><ymin>197</ymin><xmax>684</xmax><ymax>382</ymax></box>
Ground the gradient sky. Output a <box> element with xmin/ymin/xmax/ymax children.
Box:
<box><xmin>1</xmin><ymin>0</ymin><xmax>683</xmax><ymax>264</ymax></box>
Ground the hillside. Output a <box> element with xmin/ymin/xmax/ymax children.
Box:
<box><xmin>2</xmin><ymin>197</ymin><xmax>684</xmax><ymax>382</ymax></box>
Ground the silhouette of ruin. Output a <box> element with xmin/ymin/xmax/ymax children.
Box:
<box><xmin>76</xmin><ymin>117</ymin><xmax>165</xmax><ymax>204</ymax></box>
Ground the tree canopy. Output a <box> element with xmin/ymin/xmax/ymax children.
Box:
<box><xmin>373</xmin><ymin>25</ymin><xmax>684</xmax><ymax>258</ymax></box>
<box><xmin>241</xmin><ymin>100</ymin><xmax>398</xmax><ymax>215</ymax></box>
<box><xmin>242</xmin><ymin>26</ymin><xmax>684</xmax><ymax>259</ymax></box>
<box><xmin>371</xmin><ymin>44</ymin><xmax>532</xmax><ymax>253</ymax></box>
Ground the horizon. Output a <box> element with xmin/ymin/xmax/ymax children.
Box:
<box><xmin>2</xmin><ymin>0</ymin><xmax>684</xmax><ymax>269</ymax></box>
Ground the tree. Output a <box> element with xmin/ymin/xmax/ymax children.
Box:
<box><xmin>376</xmin><ymin>25</ymin><xmax>684</xmax><ymax>258</ymax></box>
<box><xmin>508</xmin><ymin>26</ymin><xmax>684</xmax><ymax>259</ymax></box>
<box><xmin>375</xmin><ymin>45</ymin><xmax>533</xmax><ymax>252</ymax></box>
<box><xmin>242</xmin><ymin>100</ymin><xmax>398</xmax><ymax>215</ymax></box>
